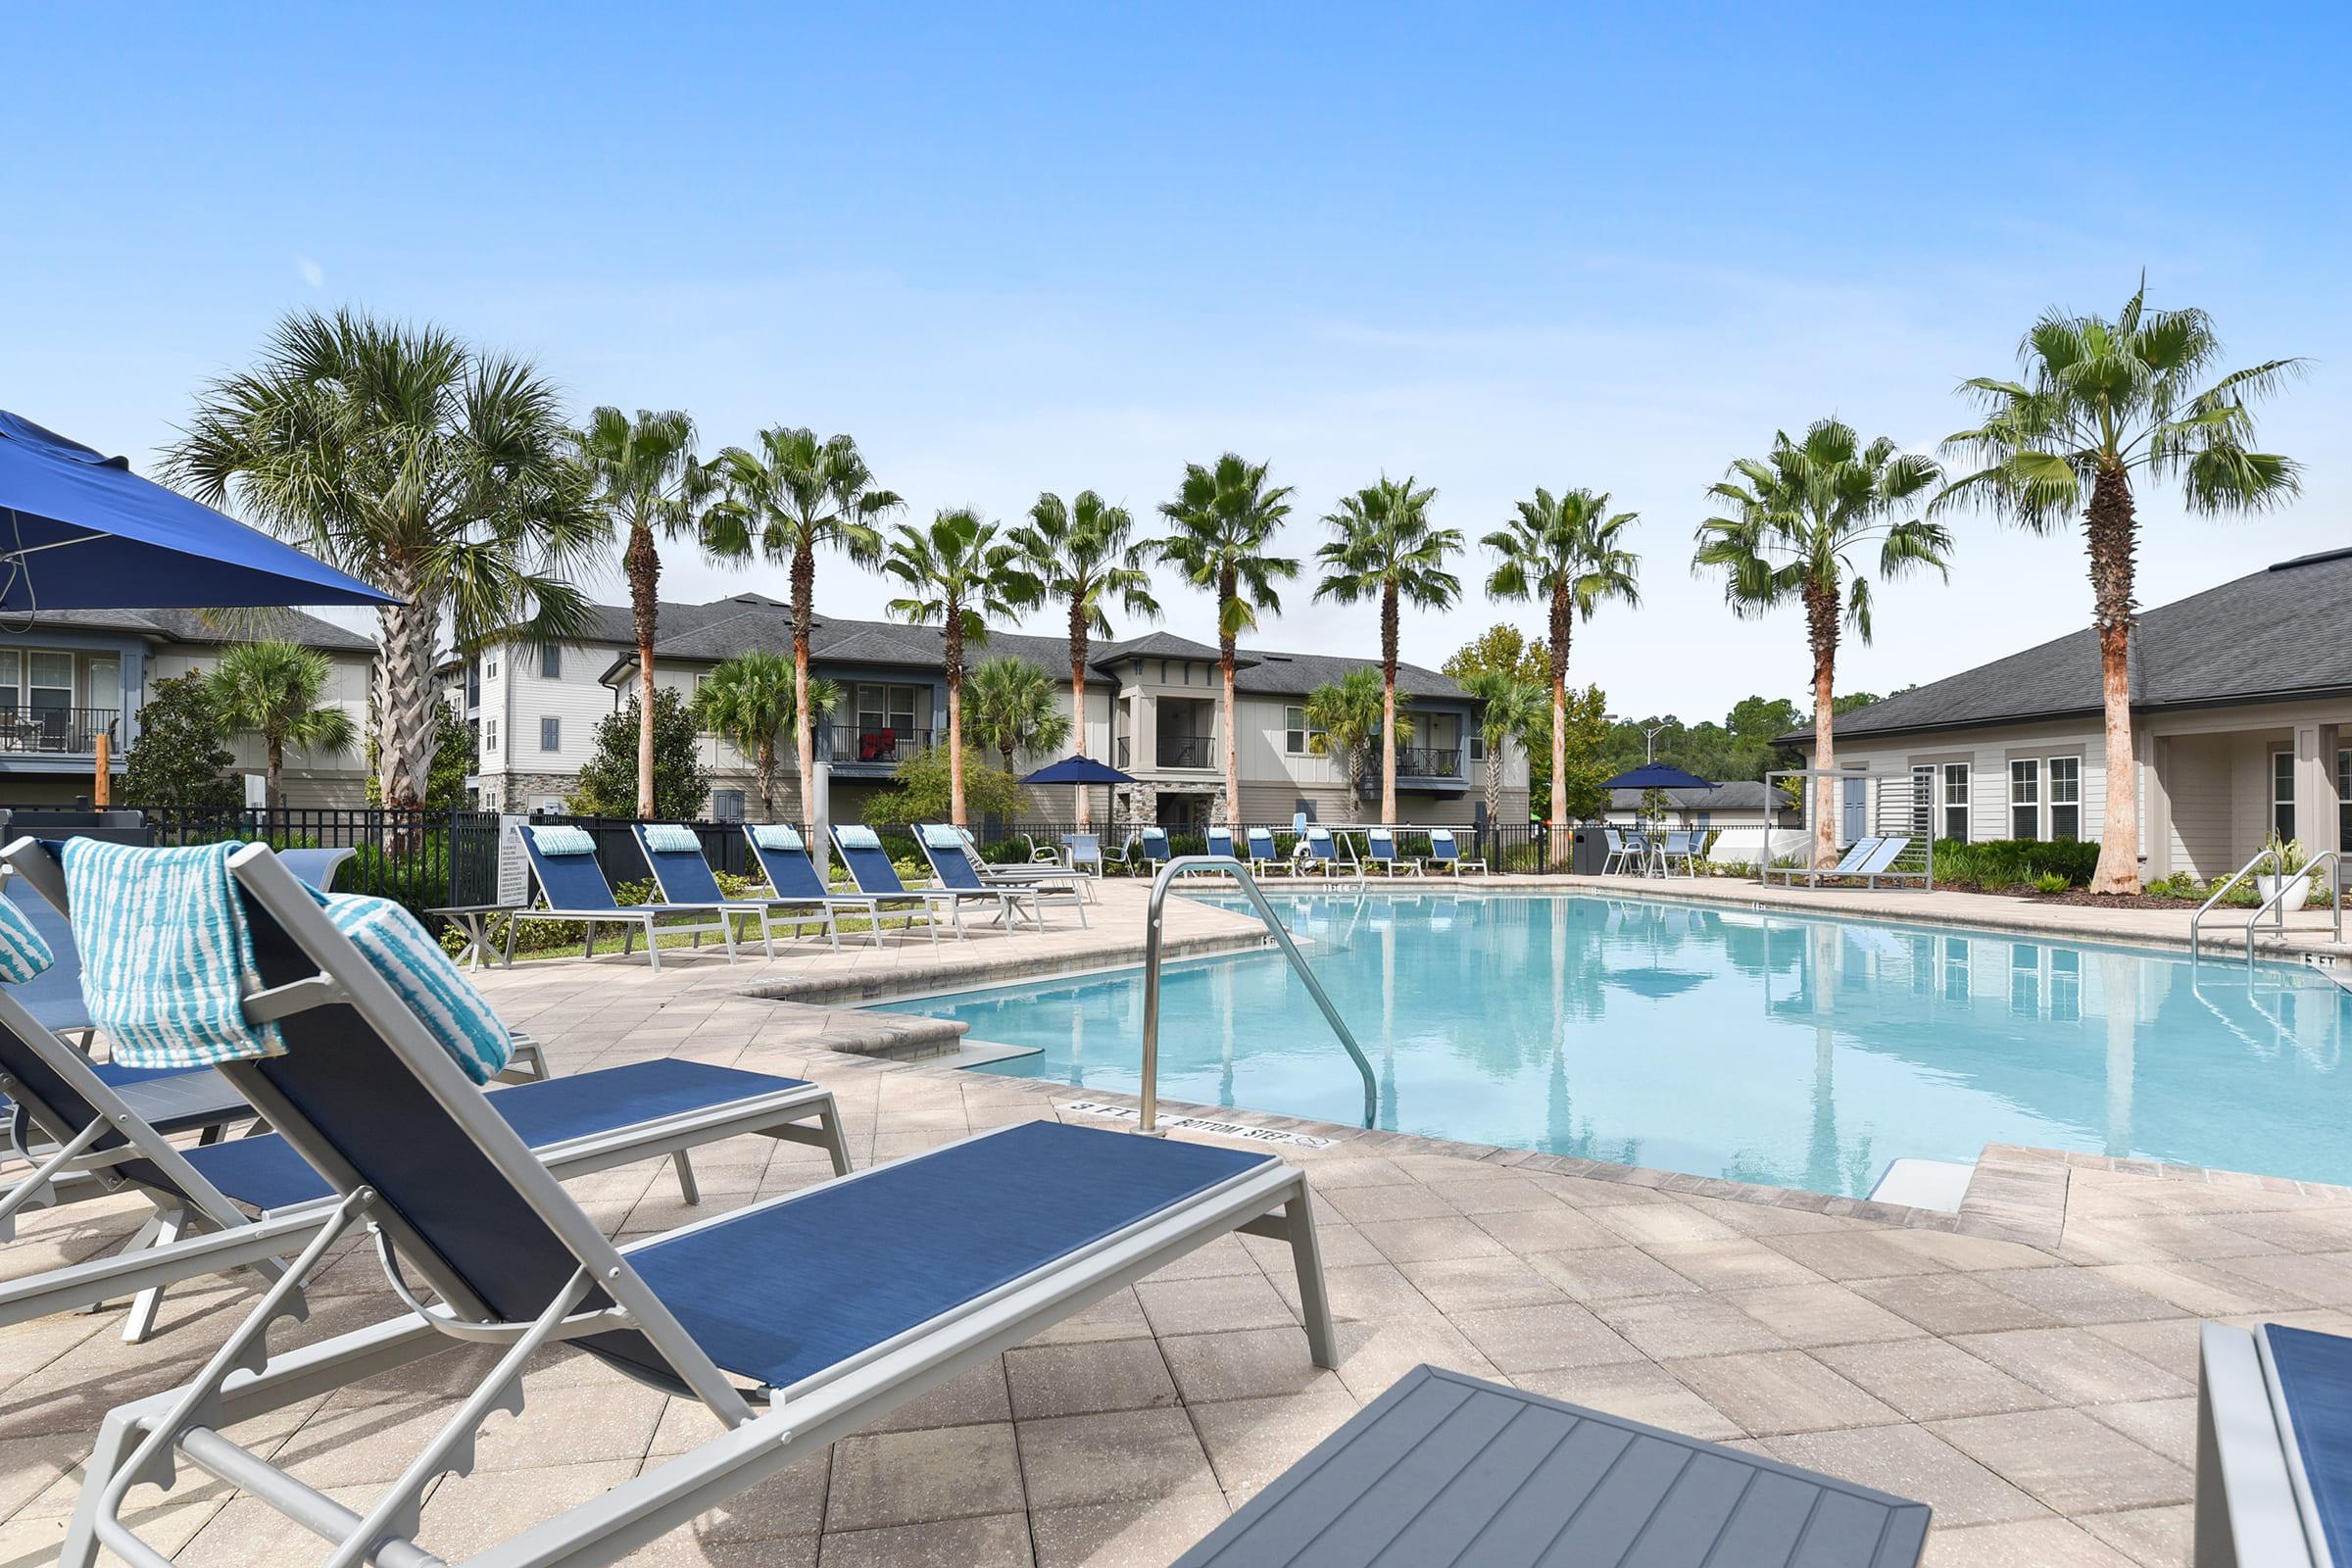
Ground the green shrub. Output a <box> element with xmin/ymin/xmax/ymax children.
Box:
<box><xmin>1932</xmin><ymin>838</ymin><xmax>2100</xmax><ymax>891</ymax></box>
<box><xmin>2032</xmin><ymin>870</ymin><xmax>2072</xmax><ymax>895</ymax></box>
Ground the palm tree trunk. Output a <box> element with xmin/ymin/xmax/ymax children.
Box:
<box><xmin>1219</xmin><ymin>567</ymin><xmax>1240</xmax><ymax>828</ymax></box>
<box><xmin>1803</xmin><ymin>578</ymin><xmax>1840</xmax><ymax>869</ymax></box>
<box><xmin>1380</xmin><ymin>584</ymin><xmax>1398</xmax><ymax>825</ymax></box>
<box><xmin>266</xmin><ymin>735</ymin><xmax>283</xmax><ymax>810</ymax></box>
<box><xmin>946</xmin><ymin>609</ymin><xmax>967</xmax><ymax>826</ymax></box>
<box><xmin>374</xmin><ymin>559</ymin><xmax>436</xmax><ymax>812</ymax></box>
<box><xmin>757</xmin><ymin>739</ymin><xmax>775</xmax><ymax>820</ymax></box>
<box><xmin>2086</xmin><ymin>465</ymin><xmax>2141</xmax><ymax>895</ymax></box>
<box><xmin>792</xmin><ymin>544</ymin><xmax>817</xmax><ymax>839</ymax></box>
<box><xmin>627</xmin><ymin>519</ymin><xmax>661</xmax><ymax>819</ymax></box>
<box><xmin>1486</xmin><ymin>742</ymin><xmax>1503</xmax><ymax>840</ymax></box>
<box><xmin>1548</xmin><ymin>584</ymin><xmax>1571</xmax><ymax>870</ymax></box>
<box><xmin>1069</xmin><ymin>599</ymin><xmax>1091</xmax><ymax>831</ymax></box>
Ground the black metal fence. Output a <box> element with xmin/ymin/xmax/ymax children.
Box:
<box><xmin>64</xmin><ymin>806</ymin><xmax>508</xmax><ymax>914</ymax></box>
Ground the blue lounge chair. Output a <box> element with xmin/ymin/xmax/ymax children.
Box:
<box><xmin>913</xmin><ymin>825</ymin><xmax>1054</xmax><ymax>929</ymax></box>
<box><xmin>64</xmin><ymin>841</ymin><xmax>1335</xmax><ymax>1568</ymax></box>
<box><xmin>1206</xmin><ymin>825</ymin><xmax>1236</xmax><ymax>861</ymax></box>
<box><xmin>2198</xmin><ymin>1321</ymin><xmax>2352</xmax><ymax>1567</ymax></box>
<box><xmin>1245</xmin><ymin>827</ymin><xmax>1293</xmax><ymax>876</ymax></box>
<box><xmin>632</xmin><ymin>823</ymin><xmax>820</xmax><ymax>953</ymax></box>
<box><xmin>828</xmin><ymin>825</ymin><xmax>965</xmax><ymax>943</ymax></box>
<box><xmin>1364</xmin><ymin>827</ymin><xmax>1419</xmax><ymax>878</ymax></box>
<box><xmin>1427</xmin><ymin>827</ymin><xmax>1484</xmax><ymax>876</ymax></box>
<box><xmin>509</xmin><ymin>824</ymin><xmax>746</xmax><ymax>971</ymax></box>
<box><xmin>1133</xmin><ymin>825</ymin><xmax>1172</xmax><ymax>874</ymax></box>
<box><xmin>1301</xmin><ymin>824</ymin><xmax>1344</xmax><ymax>877</ymax></box>
<box><xmin>0</xmin><ymin>839</ymin><xmax>846</xmax><ymax>1348</ymax></box>
<box><xmin>740</xmin><ymin>824</ymin><xmax>891</xmax><ymax>949</ymax></box>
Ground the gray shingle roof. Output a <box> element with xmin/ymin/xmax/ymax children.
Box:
<box><xmin>611</xmin><ymin>597</ymin><xmax>1470</xmax><ymax>701</ymax></box>
<box><xmin>9</xmin><ymin>607</ymin><xmax>373</xmax><ymax>652</ymax></box>
<box><xmin>1815</xmin><ymin>548</ymin><xmax>2352</xmax><ymax>743</ymax></box>
<box><xmin>1607</xmin><ymin>781</ymin><xmax>1786</xmax><ymax>813</ymax></box>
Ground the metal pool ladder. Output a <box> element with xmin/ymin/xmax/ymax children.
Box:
<box><xmin>1139</xmin><ymin>855</ymin><xmax>1378</xmax><ymax>1133</ymax></box>
<box><xmin>2191</xmin><ymin>848</ymin><xmax>2346</xmax><ymax>968</ymax></box>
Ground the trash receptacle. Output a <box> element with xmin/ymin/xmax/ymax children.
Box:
<box><xmin>1569</xmin><ymin>826</ymin><xmax>1610</xmax><ymax>875</ymax></box>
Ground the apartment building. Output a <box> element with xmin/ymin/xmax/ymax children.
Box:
<box><xmin>458</xmin><ymin>592</ymin><xmax>1527</xmax><ymax>827</ymax></box>
<box><xmin>0</xmin><ymin>608</ymin><xmax>374</xmax><ymax>807</ymax></box>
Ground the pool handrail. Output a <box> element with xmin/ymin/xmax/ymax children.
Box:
<box><xmin>2192</xmin><ymin>846</ymin><xmax>2286</xmax><ymax>961</ymax></box>
<box><xmin>2232</xmin><ymin>848</ymin><xmax>2342</xmax><ymax>972</ymax></box>
<box><xmin>1140</xmin><ymin>855</ymin><xmax>1377</xmax><ymax>1134</ymax></box>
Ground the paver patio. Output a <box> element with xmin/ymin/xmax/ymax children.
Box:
<box><xmin>3</xmin><ymin>878</ymin><xmax>2347</xmax><ymax>1565</ymax></box>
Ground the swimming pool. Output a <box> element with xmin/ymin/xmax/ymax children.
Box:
<box><xmin>875</xmin><ymin>892</ymin><xmax>2352</xmax><ymax>1195</ymax></box>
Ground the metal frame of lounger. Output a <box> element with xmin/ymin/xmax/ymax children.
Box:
<box><xmin>506</xmin><ymin>833</ymin><xmax>752</xmax><ymax>972</ymax></box>
<box><xmin>0</xmin><ymin>846</ymin><xmax>847</xmax><ymax>1348</ymax></box>
<box><xmin>1364</xmin><ymin>829</ymin><xmax>1421</xmax><ymax>878</ymax></box>
<box><xmin>912</xmin><ymin>829</ymin><xmax>1050</xmax><ymax>930</ymax></box>
<box><xmin>65</xmin><ymin>842</ymin><xmax>1336</xmax><ymax>1568</ymax></box>
<box><xmin>632</xmin><ymin>825</ymin><xmax>827</xmax><ymax>952</ymax></box>
<box><xmin>739</xmin><ymin>830</ymin><xmax>895</xmax><ymax>951</ymax></box>
<box><xmin>2196</xmin><ymin>1321</ymin><xmax>2335</xmax><ymax>1567</ymax></box>
<box><xmin>828</xmin><ymin>829</ymin><xmax>965</xmax><ymax>944</ymax></box>
<box><xmin>946</xmin><ymin>826</ymin><xmax>1097</xmax><ymax>910</ymax></box>
<box><xmin>1856</xmin><ymin>836</ymin><xmax>1929</xmax><ymax>889</ymax></box>
<box><xmin>1427</xmin><ymin>829</ymin><xmax>1484</xmax><ymax>875</ymax></box>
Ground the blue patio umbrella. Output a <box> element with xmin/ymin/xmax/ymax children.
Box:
<box><xmin>1020</xmin><ymin>756</ymin><xmax>1137</xmax><ymax>787</ymax></box>
<box><xmin>0</xmin><ymin>411</ymin><xmax>395</xmax><ymax>611</ymax></box>
<box><xmin>1602</xmin><ymin>762</ymin><xmax>1717</xmax><ymax>793</ymax></box>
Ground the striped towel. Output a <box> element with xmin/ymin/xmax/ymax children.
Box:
<box><xmin>642</xmin><ymin>824</ymin><xmax>701</xmax><ymax>854</ymax></box>
<box><xmin>65</xmin><ymin>839</ymin><xmax>280</xmax><ymax>1069</ymax></box>
<box><xmin>836</xmin><ymin>825</ymin><xmax>882</xmax><ymax>850</ymax></box>
<box><xmin>310</xmin><ymin>889</ymin><xmax>511</xmax><ymax>1084</ymax></box>
<box><xmin>0</xmin><ymin>890</ymin><xmax>53</xmax><ymax>983</ymax></box>
<box><xmin>919</xmin><ymin>824</ymin><xmax>965</xmax><ymax>850</ymax></box>
<box><xmin>528</xmin><ymin>824</ymin><xmax>598</xmax><ymax>856</ymax></box>
<box><xmin>751</xmin><ymin>824</ymin><xmax>804</xmax><ymax>851</ymax></box>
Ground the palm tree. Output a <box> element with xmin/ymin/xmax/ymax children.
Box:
<box><xmin>1483</xmin><ymin>489</ymin><xmax>1640</xmax><ymax>867</ymax></box>
<box><xmin>205</xmin><ymin>641</ymin><xmax>359</xmax><ymax>809</ymax></box>
<box><xmin>1008</xmin><ymin>491</ymin><xmax>1158</xmax><ymax>828</ymax></box>
<box><xmin>709</xmin><ymin>428</ymin><xmax>902</xmax><ymax>837</ymax></box>
<box><xmin>1459</xmin><ymin>670</ymin><xmax>1544</xmax><ymax>840</ymax></box>
<box><xmin>1693</xmin><ymin>419</ymin><xmax>1949</xmax><ymax>867</ymax></box>
<box><xmin>880</xmin><ymin>510</ymin><xmax>1043</xmax><ymax>824</ymax></box>
<box><xmin>1938</xmin><ymin>280</ymin><xmax>2303</xmax><ymax>894</ymax></box>
<box><xmin>964</xmin><ymin>656</ymin><xmax>1073</xmax><ymax>776</ymax></box>
<box><xmin>1315</xmin><ymin>475</ymin><xmax>1462</xmax><ymax>823</ymax></box>
<box><xmin>692</xmin><ymin>653</ymin><xmax>838</xmax><ymax>821</ymax></box>
<box><xmin>1150</xmin><ymin>454</ymin><xmax>1299</xmax><ymax>824</ymax></box>
<box><xmin>1301</xmin><ymin>669</ymin><xmax>1411</xmax><ymax>820</ymax></box>
<box><xmin>167</xmin><ymin>309</ymin><xmax>600</xmax><ymax>809</ymax></box>
<box><xmin>570</xmin><ymin>407</ymin><xmax>738</xmax><ymax>817</ymax></box>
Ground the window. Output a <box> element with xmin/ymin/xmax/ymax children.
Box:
<box><xmin>711</xmin><ymin>790</ymin><xmax>745</xmax><ymax>821</ymax></box>
<box><xmin>2008</xmin><ymin>760</ymin><xmax>2040</xmax><ymax>840</ymax></box>
<box><xmin>481</xmin><ymin>790</ymin><xmax>499</xmax><ymax>811</ymax></box>
<box><xmin>540</xmin><ymin>644</ymin><xmax>562</xmax><ymax>679</ymax></box>
<box><xmin>1469</xmin><ymin>733</ymin><xmax>1486</xmax><ymax>762</ymax></box>
<box><xmin>26</xmin><ymin>652</ymin><xmax>72</xmax><ymax>715</ymax></box>
<box><xmin>1911</xmin><ymin>764</ymin><xmax>1935</xmax><ymax>840</ymax></box>
<box><xmin>486</xmin><ymin>655</ymin><xmax>499</xmax><ymax>679</ymax></box>
<box><xmin>484</xmin><ymin>719</ymin><xmax>497</xmax><ymax>754</ymax></box>
<box><xmin>539</xmin><ymin>716</ymin><xmax>561</xmax><ymax>752</ymax></box>
<box><xmin>1941</xmin><ymin>762</ymin><xmax>1970</xmax><ymax>842</ymax></box>
<box><xmin>1285</xmin><ymin>706</ymin><xmax>1321</xmax><ymax>756</ymax></box>
<box><xmin>2339</xmin><ymin>749</ymin><xmax>2351</xmax><ymax>853</ymax></box>
<box><xmin>2048</xmin><ymin>757</ymin><xmax>2082</xmax><ymax>840</ymax></box>
<box><xmin>2274</xmin><ymin>750</ymin><xmax>2297</xmax><ymax>841</ymax></box>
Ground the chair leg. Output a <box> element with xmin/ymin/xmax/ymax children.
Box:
<box><xmin>1282</xmin><ymin>1184</ymin><xmax>1338</xmax><ymax>1370</ymax></box>
<box><xmin>585</xmin><ymin>919</ymin><xmax>599</xmax><ymax>960</ymax></box>
<box><xmin>670</xmin><ymin>1150</ymin><xmax>701</xmax><ymax>1205</ymax></box>
<box><xmin>58</xmin><ymin>1402</ymin><xmax>142</xmax><ymax>1568</ymax></box>
<box><xmin>643</xmin><ymin>920</ymin><xmax>661</xmax><ymax>974</ymax></box>
<box><xmin>119</xmin><ymin>1207</ymin><xmax>185</xmax><ymax>1344</ymax></box>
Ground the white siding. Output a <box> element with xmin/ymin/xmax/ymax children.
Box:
<box><xmin>151</xmin><ymin>644</ymin><xmax>371</xmax><ymax>786</ymax></box>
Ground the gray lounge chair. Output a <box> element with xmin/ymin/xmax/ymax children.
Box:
<box><xmin>2196</xmin><ymin>1320</ymin><xmax>2352</xmax><ymax>1567</ymax></box>
<box><xmin>1761</xmin><ymin>836</ymin><xmax>1883</xmax><ymax>889</ymax></box>
<box><xmin>64</xmin><ymin>842</ymin><xmax>1335</xmax><ymax>1568</ymax></box>
<box><xmin>947</xmin><ymin>824</ymin><xmax>1096</xmax><ymax>908</ymax></box>
<box><xmin>508</xmin><ymin>825</ymin><xmax>751</xmax><ymax>970</ymax></box>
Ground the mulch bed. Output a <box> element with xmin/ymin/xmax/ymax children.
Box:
<box><xmin>2027</xmin><ymin>889</ymin><xmax>2206</xmax><ymax>910</ymax></box>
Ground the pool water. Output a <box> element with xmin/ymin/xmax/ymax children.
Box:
<box><xmin>875</xmin><ymin>893</ymin><xmax>2352</xmax><ymax>1196</ymax></box>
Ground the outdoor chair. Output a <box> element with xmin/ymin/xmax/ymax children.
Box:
<box><xmin>1658</xmin><ymin>830</ymin><xmax>1698</xmax><ymax>876</ymax></box>
<box><xmin>1133</xmin><ymin>825</ymin><xmax>1173</xmax><ymax>874</ymax></box>
<box><xmin>273</xmin><ymin>846</ymin><xmax>354</xmax><ymax>893</ymax></box>
<box><xmin>740</xmin><ymin>824</ymin><xmax>891</xmax><ymax>949</ymax></box>
<box><xmin>913</xmin><ymin>825</ymin><xmax>1053</xmax><ymax>929</ymax></box>
<box><xmin>1364</xmin><ymin>827</ymin><xmax>1420</xmax><ymax>878</ymax></box>
<box><xmin>1301</xmin><ymin>824</ymin><xmax>1345</xmax><ymax>877</ymax></box>
<box><xmin>1427</xmin><ymin>827</ymin><xmax>1485</xmax><ymax>875</ymax></box>
<box><xmin>1060</xmin><ymin>831</ymin><xmax>1105</xmax><ymax>885</ymax></box>
<box><xmin>1601</xmin><ymin>827</ymin><xmax>1634</xmax><ymax>875</ymax></box>
<box><xmin>508</xmin><ymin>824</ymin><xmax>751</xmax><ymax>971</ymax></box>
<box><xmin>828</xmin><ymin>825</ymin><xmax>968</xmax><ymax>942</ymax></box>
<box><xmin>0</xmin><ymin>838</ymin><xmax>846</xmax><ymax>1348</ymax></box>
<box><xmin>1761</xmin><ymin>836</ymin><xmax>1883</xmax><ymax>889</ymax></box>
<box><xmin>63</xmin><ymin>840</ymin><xmax>1336</xmax><ymax>1568</ymax></box>
<box><xmin>1205</xmin><ymin>825</ymin><xmax>1236</xmax><ymax>861</ymax></box>
<box><xmin>950</xmin><ymin>825</ymin><xmax>1097</xmax><ymax>906</ymax></box>
<box><xmin>633</xmin><ymin>822</ymin><xmax>830</xmax><ymax>951</ymax></box>
<box><xmin>2196</xmin><ymin>1320</ymin><xmax>2352</xmax><ymax>1567</ymax></box>
<box><xmin>1246</xmin><ymin>827</ymin><xmax>1293</xmax><ymax>876</ymax></box>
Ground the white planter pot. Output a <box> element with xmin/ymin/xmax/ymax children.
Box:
<box><xmin>2254</xmin><ymin>874</ymin><xmax>2311</xmax><ymax>914</ymax></box>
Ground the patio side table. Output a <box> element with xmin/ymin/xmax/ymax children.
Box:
<box><xmin>1172</xmin><ymin>1364</ymin><xmax>1930</xmax><ymax>1567</ymax></box>
<box><xmin>428</xmin><ymin>905</ymin><xmax>520</xmax><ymax>972</ymax></box>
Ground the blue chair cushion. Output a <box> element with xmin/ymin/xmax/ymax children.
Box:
<box><xmin>182</xmin><ymin>1058</ymin><xmax>816</xmax><ymax>1212</ymax></box>
<box><xmin>2265</xmin><ymin>1323</ymin><xmax>2352</xmax><ymax>1562</ymax></box>
<box><xmin>528</xmin><ymin>825</ymin><xmax>599</xmax><ymax>856</ymax></box>
<box><xmin>0</xmin><ymin>891</ymin><xmax>53</xmax><ymax>983</ymax></box>
<box><xmin>313</xmin><ymin>891</ymin><xmax>513</xmax><ymax>1084</ymax></box>
<box><xmin>615</xmin><ymin>1120</ymin><xmax>1273</xmax><ymax>1391</ymax></box>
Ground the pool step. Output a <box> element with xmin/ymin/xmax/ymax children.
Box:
<box><xmin>1868</xmin><ymin>1157</ymin><xmax>1977</xmax><ymax>1213</ymax></box>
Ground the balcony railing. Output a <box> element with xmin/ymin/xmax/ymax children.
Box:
<box><xmin>1155</xmin><ymin>734</ymin><xmax>1214</xmax><ymax>769</ymax></box>
<box><xmin>1114</xmin><ymin>736</ymin><xmax>1131</xmax><ymax>768</ymax></box>
<box><xmin>0</xmin><ymin>707</ymin><xmax>118</xmax><ymax>755</ymax></box>
<box><xmin>1395</xmin><ymin>746</ymin><xmax>1462</xmax><ymax>777</ymax></box>
<box><xmin>829</xmin><ymin>724</ymin><xmax>934</xmax><ymax>765</ymax></box>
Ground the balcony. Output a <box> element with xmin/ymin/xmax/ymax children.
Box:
<box><xmin>1155</xmin><ymin>734</ymin><xmax>1214</xmax><ymax>769</ymax></box>
<box><xmin>828</xmin><ymin>724</ymin><xmax>934</xmax><ymax>770</ymax></box>
<box><xmin>1114</xmin><ymin>736</ymin><xmax>1131</xmax><ymax>768</ymax></box>
<box><xmin>0</xmin><ymin>707</ymin><xmax>119</xmax><ymax>756</ymax></box>
<box><xmin>1396</xmin><ymin>746</ymin><xmax>1462</xmax><ymax>778</ymax></box>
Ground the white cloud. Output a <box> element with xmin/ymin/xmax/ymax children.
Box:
<box><xmin>294</xmin><ymin>255</ymin><xmax>324</xmax><ymax>289</ymax></box>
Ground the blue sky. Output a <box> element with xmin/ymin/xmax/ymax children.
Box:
<box><xmin>8</xmin><ymin>3</ymin><xmax>2345</xmax><ymax>718</ymax></box>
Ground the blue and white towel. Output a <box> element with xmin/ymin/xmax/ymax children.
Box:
<box><xmin>65</xmin><ymin>839</ymin><xmax>281</xmax><ymax>1068</ymax></box>
<box><xmin>751</xmin><ymin>824</ymin><xmax>804</xmax><ymax>851</ymax></box>
<box><xmin>0</xmin><ymin>890</ymin><xmax>54</xmax><ymax>983</ymax></box>
<box><xmin>310</xmin><ymin>889</ymin><xmax>512</xmax><ymax>1084</ymax></box>
<box><xmin>641</xmin><ymin>824</ymin><xmax>701</xmax><ymax>855</ymax></box>
<box><xmin>919</xmin><ymin>823</ymin><xmax>965</xmax><ymax>850</ymax></box>
<box><xmin>528</xmin><ymin>824</ymin><xmax>598</xmax><ymax>857</ymax></box>
<box><xmin>835</xmin><ymin>825</ymin><xmax>882</xmax><ymax>851</ymax></box>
